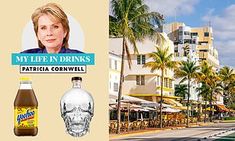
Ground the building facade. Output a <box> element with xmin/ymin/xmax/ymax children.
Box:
<box><xmin>109</xmin><ymin>51</ymin><xmax>121</xmax><ymax>95</ymax></box>
<box><xmin>164</xmin><ymin>22</ymin><xmax>222</xmax><ymax>104</ymax></box>
<box><xmin>164</xmin><ymin>22</ymin><xmax>219</xmax><ymax>69</ymax></box>
<box><xmin>109</xmin><ymin>33</ymin><xmax>176</xmax><ymax>104</ymax></box>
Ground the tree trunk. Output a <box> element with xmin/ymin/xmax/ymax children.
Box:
<box><xmin>116</xmin><ymin>38</ymin><xmax>126</xmax><ymax>134</ymax></box>
<box><xmin>197</xmin><ymin>95</ymin><xmax>201</xmax><ymax>122</ymax></box>
<box><xmin>209</xmin><ymin>91</ymin><xmax>213</xmax><ymax>122</ymax></box>
<box><xmin>160</xmin><ymin>68</ymin><xmax>164</xmax><ymax>128</ymax></box>
<box><xmin>228</xmin><ymin>93</ymin><xmax>232</xmax><ymax>115</ymax></box>
<box><xmin>204</xmin><ymin>100</ymin><xmax>207</xmax><ymax>123</ymax></box>
<box><xmin>187</xmin><ymin>78</ymin><xmax>191</xmax><ymax>127</ymax></box>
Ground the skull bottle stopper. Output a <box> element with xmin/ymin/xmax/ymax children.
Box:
<box><xmin>60</xmin><ymin>77</ymin><xmax>94</xmax><ymax>137</ymax></box>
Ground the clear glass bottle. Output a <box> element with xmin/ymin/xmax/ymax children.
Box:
<box><xmin>60</xmin><ymin>77</ymin><xmax>94</xmax><ymax>137</ymax></box>
<box><xmin>14</xmin><ymin>77</ymin><xmax>38</xmax><ymax>136</ymax></box>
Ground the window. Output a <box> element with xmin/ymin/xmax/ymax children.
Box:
<box><xmin>136</xmin><ymin>75</ymin><xmax>140</xmax><ymax>85</ymax></box>
<box><xmin>136</xmin><ymin>75</ymin><xmax>145</xmax><ymax>85</ymax></box>
<box><xmin>199</xmin><ymin>49</ymin><xmax>208</xmax><ymax>52</ymax></box>
<box><xmin>184</xmin><ymin>31</ymin><xmax>190</xmax><ymax>35</ymax></box>
<box><xmin>169</xmin><ymin>80</ymin><xmax>172</xmax><ymax>88</ymax></box>
<box><xmin>114</xmin><ymin>60</ymin><xmax>117</xmax><ymax>70</ymax></box>
<box><xmin>137</xmin><ymin>55</ymin><xmax>146</xmax><ymax>65</ymax></box>
<box><xmin>167</xmin><ymin>79</ymin><xmax>169</xmax><ymax>88</ymax></box>
<box><xmin>113</xmin><ymin>82</ymin><xmax>118</xmax><ymax>92</ymax></box>
<box><xmin>199</xmin><ymin>41</ymin><xmax>208</xmax><ymax>45</ymax></box>
<box><xmin>184</xmin><ymin>39</ymin><xmax>191</xmax><ymax>44</ymax></box>
<box><xmin>204</xmin><ymin>32</ymin><xmax>209</xmax><ymax>37</ymax></box>
<box><xmin>191</xmin><ymin>32</ymin><xmax>198</xmax><ymax>37</ymax></box>
<box><xmin>141</xmin><ymin>76</ymin><xmax>145</xmax><ymax>85</ymax></box>
<box><xmin>164</xmin><ymin>78</ymin><xmax>167</xmax><ymax>87</ymax></box>
<box><xmin>109</xmin><ymin>59</ymin><xmax>112</xmax><ymax>69</ymax></box>
<box><xmin>142</xmin><ymin>55</ymin><xmax>146</xmax><ymax>64</ymax></box>
<box><xmin>179</xmin><ymin>31</ymin><xmax>183</xmax><ymax>36</ymax></box>
<box><xmin>137</xmin><ymin>55</ymin><xmax>141</xmax><ymax>64</ymax></box>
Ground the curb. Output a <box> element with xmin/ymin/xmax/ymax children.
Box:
<box><xmin>109</xmin><ymin>122</ymin><xmax>214</xmax><ymax>140</ymax></box>
<box><xmin>110</xmin><ymin>126</ymin><xmax>187</xmax><ymax>139</ymax></box>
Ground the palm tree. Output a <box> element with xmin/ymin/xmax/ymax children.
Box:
<box><xmin>175</xmin><ymin>59</ymin><xmax>199</xmax><ymax>127</ymax></box>
<box><xmin>207</xmin><ymin>72</ymin><xmax>221</xmax><ymax>122</ymax></box>
<box><xmin>175</xmin><ymin>84</ymin><xmax>188</xmax><ymax>99</ymax></box>
<box><xmin>196</xmin><ymin>83</ymin><xmax>210</xmax><ymax>123</ymax></box>
<box><xmin>197</xmin><ymin>61</ymin><xmax>212</xmax><ymax>122</ymax></box>
<box><xmin>143</xmin><ymin>46</ymin><xmax>177</xmax><ymax>128</ymax></box>
<box><xmin>197</xmin><ymin>61</ymin><xmax>220</xmax><ymax>122</ymax></box>
<box><xmin>219</xmin><ymin>66</ymin><xmax>235</xmax><ymax>107</ymax></box>
<box><xmin>183</xmin><ymin>43</ymin><xmax>190</xmax><ymax>57</ymax></box>
<box><xmin>109</xmin><ymin>0</ymin><xmax>164</xmax><ymax>133</ymax></box>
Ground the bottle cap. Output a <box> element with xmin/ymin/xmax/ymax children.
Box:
<box><xmin>71</xmin><ymin>77</ymin><xmax>82</xmax><ymax>81</ymax></box>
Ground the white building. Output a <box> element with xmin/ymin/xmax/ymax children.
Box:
<box><xmin>109</xmin><ymin>33</ymin><xmax>178</xmax><ymax>104</ymax></box>
<box><xmin>164</xmin><ymin>22</ymin><xmax>223</xmax><ymax>104</ymax></box>
<box><xmin>164</xmin><ymin>23</ymin><xmax>200</xmax><ymax>101</ymax></box>
<box><xmin>109</xmin><ymin>51</ymin><xmax>121</xmax><ymax>95</ymax></box>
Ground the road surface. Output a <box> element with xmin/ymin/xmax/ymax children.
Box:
<box><xmin>110</xmin><ymin>122</ymin><xmax>235</xmax><ymax>141</ymax></box>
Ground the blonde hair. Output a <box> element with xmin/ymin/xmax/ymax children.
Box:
<box><xmin>31</xmin><ymin>3</ymin><xmax>70</xmax><ymax>48</ymax></box>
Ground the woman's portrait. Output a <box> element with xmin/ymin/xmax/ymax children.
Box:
<box><xmin>22</xmin><ymin>3</ymin><xmax>83</xmax><ymax>53</ymax></box>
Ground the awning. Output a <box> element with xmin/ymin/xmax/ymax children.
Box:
<box><xmin>163</xmin><ymin>98</ymin><xmax>183</xmax><ymax>107</ymax></box>
<box><xmin>181</xmin><ymin>100</ymin><xmax>199</xmax><ymax>104</ymax></box>
<box><xmin>162</xmin><ymin>107</ymin><xmax>181</xmax><ymax>113</ymax></box>
<box><xmin>173</xmin><ymin>106</ymin><xmax>187</xmax><ymax>110</ymax></box>
<box><xmin>109</xmin><ymin>93</ymin><xmax>159</xmax><ymax>107</ymax></box>
<box><xmin>216</xmin><ymin>104</ymin><xmax>229</xmax><ymax>112</ymax></box>
<box><xmin>109</xmin><ymin>103</ymin><xmax>142</xmax><ymax>110</ymax></box>
<box><xmin>129</xmin><ymin>93</ymin><xmax>182</xmax><ymax>99</ymax></box>
<box><xmin>143</xmin><ymin>107</ymin><xmax>156</xmax><ymax>111</ymax></box>
<box><xmin>205</xmin><ymin>107</ymin><xmax>216</xmax><ymax>111</ymax></box>
<box><xmin>109</xmin><ymin>98</ymin><xmax>116</xmax><ymax>105</ymax></box>
<box><xmin>229</xmin><ymin>109</ymin><xmax>235</xmax><ymax>113</ymax></box>
<box><xmin>109</xmin><ymin>106</ymin><xmax>114</xmax><ymax>110</ymax></box>
<box><xmin>131</xmin><ymin>107</ymin><xmax>149</xmax><ymax>112</ymax></box>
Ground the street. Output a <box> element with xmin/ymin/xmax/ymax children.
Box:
<box><xmin>110</xmin><ymin>122</ymin><xmax>235</xmax><ymax>141</ymax></box>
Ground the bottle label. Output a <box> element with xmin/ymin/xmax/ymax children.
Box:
<box><xmin>14</xmin><ymin>107</ymin><xmax>38</xmax><ymax>128</ymax></box>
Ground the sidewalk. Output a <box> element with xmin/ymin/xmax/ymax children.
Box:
<box><xmin>109</xmin><ymin>122</ymin><xmax>215</xmax><ymax>140</ymax></box>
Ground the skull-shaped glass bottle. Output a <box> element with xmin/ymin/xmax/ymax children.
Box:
<box><xmin>60</xmin><ymin>77</ymin><xmax>94</xmax><ymax>137</ymax></box>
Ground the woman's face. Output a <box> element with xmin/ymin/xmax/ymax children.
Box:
<box><xmin>37</xmin><ymin>14</ymin><xmax>67</xmax><ymax>49</ymax></box>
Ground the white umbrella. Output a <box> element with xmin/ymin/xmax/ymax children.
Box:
<box><xmin>143</xmin><ymin>107</ymin><xmax>156</xmax><ymax>111</ymax></box>
<box><xmin>109</xmin><ymin>93</ymin><xmax>159</xmax><ymax>107</ymax></box>
<box><xmin>162</xmin><ymin>107</ymin><xmax>181</xmax><ymax>113</ymax></box>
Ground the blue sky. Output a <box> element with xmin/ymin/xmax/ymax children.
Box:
<box><xmin>164</xmin><ymin>0</ymin><xmax>234</xmax><ymax>27</ymax></box>
<box><xmin>145</xmin><ymin>0</ymin><xmax>235</xmax><ymax>68</ymax></box>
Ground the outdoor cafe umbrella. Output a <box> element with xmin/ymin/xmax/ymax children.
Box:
<box><xmin>109</xmin><ymin>93</ymin><xmax>160</xmax><ymax>131</ymax></box>
<box><xmin>109</xmin><ymin>93</ymin><xmax>159</xmax><ymax>107</ymax></box>
<box><xmin>162</xmin><ymin>107</ymin><xmax>181</xmax><ymax>113</ymax></box>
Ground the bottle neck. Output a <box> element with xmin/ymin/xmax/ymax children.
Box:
<box><xmin>72</xmin><ymin>80</ymin><xmax>81</xmax><ymax>88</ymax></box>
<box><xmin>19</xmin><ymin>81</ymin><xmax>32</xmax><ymax>89</ymax></box>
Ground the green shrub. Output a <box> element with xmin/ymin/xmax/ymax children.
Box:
<box><xmin>224</xmin><ymin>117</ymin><xmax>235</xmax><ymax>120</ymax></box>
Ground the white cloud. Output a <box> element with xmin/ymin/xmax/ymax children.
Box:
<box><xmin>145</xmin><ymin>0</ymin><xmax>199</xmax><ymax>17</ymax></box>
<box><xmin>203</xmin><ymin>5</ymin><xmax>235</xmax><ymax>35</ymax></box>
<box><xmin>202</xmin><ymin>4</ymin><xmax>235</xmax><ymax>67</ymax></box>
